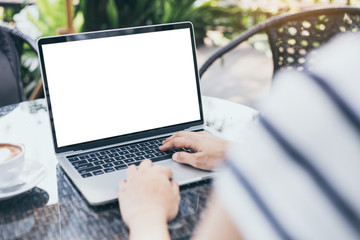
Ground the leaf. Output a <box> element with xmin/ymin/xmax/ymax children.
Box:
<box><xmin>107</xmin><ymin>0</ymin><xmax>119</xmax><ymax>28</ymax></box>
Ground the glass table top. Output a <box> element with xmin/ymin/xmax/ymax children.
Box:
<box><xmin>0</xmin><ymin>97</ymin><xmax>257</xmax><ymax>240</ymax></box>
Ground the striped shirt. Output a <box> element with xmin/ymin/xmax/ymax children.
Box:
<box><xmin>216</xmin><ymin>33</ymin><xmax>360</xmax><ymax>240</ymax></box>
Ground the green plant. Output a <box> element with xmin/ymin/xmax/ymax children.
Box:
<box><xmin>78</xmin><ymin>0</ymin><xmax>258</xmax><ymax>45</ymax></box>
<box><xmin>28</xmin><ymin>0</ymin><xmax>67</xmax><ymax>36</ymax></box>
<box><xmin>12</xmin><ymin>0</ymin><xmax>278</xmax><ymax>99</ymax></box>
<box><xmin>0</xmin><ymin>7</ymin><xmax>20</xmax><ymax>22</ymax></box>
<box><xmin>20</xmin><ymin>48</ymin><xmax>41</xmax><ymax>97</ymax></box>
<box><xmin>12</xmin><ymin>0</ymin><xmax>85</xmax><ymax>98</ymax></box>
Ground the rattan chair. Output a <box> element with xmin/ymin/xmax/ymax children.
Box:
<box><xmin>0</xmin><ymin>25</ymin><xmax>40</xmax><ymax>107</ymax></box>
<box><xmin>199</xmin><ymin>6</ymin><xmax>360</xmax><ymax>78</ymax></box>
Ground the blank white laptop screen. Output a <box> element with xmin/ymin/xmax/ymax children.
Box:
<box><xmin>41</xmin><ymin>28</ymin><xmax>201</xmax><ymax>148</ymax></box>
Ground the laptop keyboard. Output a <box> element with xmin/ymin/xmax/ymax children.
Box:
<box><xmin>66</xmin><ymin>136</ymin><xmax>196</xmax><ymax>178</ymax></box>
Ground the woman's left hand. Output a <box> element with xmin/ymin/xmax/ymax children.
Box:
<box><xmin>118</xmin><ymin>159</ymin><xmax>180</xmax><ymax>240</ymax></box>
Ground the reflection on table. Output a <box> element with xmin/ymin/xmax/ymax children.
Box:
<box><xmin>0</xmin><ymin>96</ymin><xmax>257</xmax><ymax>239</ymax></box>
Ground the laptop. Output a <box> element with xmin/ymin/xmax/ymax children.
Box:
<box><xmin>37</xmin><ymin>22</ymin><xmax>216</xmax><ymax>205</ymax></box>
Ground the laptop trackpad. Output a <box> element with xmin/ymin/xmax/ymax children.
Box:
<box><xmin>158</xmin><ymin>160</ymin><xmax>213</xmax><ymax>183</ymax></box>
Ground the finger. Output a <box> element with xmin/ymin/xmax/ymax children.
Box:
<box><xmin>161</xmin><ymin>131</ymin><xmax>188</xmax><ymax>145</ymax></box>
<box><xmin>161</xmin><ymin>134</ymin><xmax>176</xmax><ymax>145</ymax></box>
<box><xmin>169</xmin><ymin>182</ymin><xmax>181</xmax><ymax>221</ymax></box>
<box><xmin>172</xmin><ymin>181</ymin><xmax>181</xmax><ymax>210</ymax></box>
<box><xmin>139</xmin><ymin>159</ymin><xmax>152</xmax><ymax>168</ymax></box>
<box><xmin>172</xmin><ymin>152</ymin><xmax>205</xmax><ymax>169</ymax></box>
<box><xmin>118</xmin><ymin>179</ymin><xmax>126</xmax><ymax>190</ymax></box>
<box><xmin>118</xmin><ymin>179</ymin><xmax>127</xmax><ymax>198</ymax></box>
<box><xmin>160</xmin><ymin>136</ymin><xmax>198</xmax><ymax>151</ymax></box>
<box><xmin>171</xmin><ymin>181</ymin><xmax>180</xmax><ymax>195</ymax></box>
<box><xmin>153</xmin><ymin>165</ymin><xmax>173</xmax><ymax>179</ymax></box>
<box><xmin>161</xmin><ymin>131</ymin><xmax>200</xmax><ymax>147</ymax></box>
<box><xmin>127</xmin><ymin>164</ymin><xmax>137</xmax><ymax>179</ymax></box>
<box><xmin>198</xmin><ymin>131</ymin><xmax>208</xmax><ymax>135</ymax></box>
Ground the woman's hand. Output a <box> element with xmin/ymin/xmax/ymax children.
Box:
<box><xmin>159</xmin><ymin>131</ymin><xmax>228</xmax><ymax>171</ymax></box>
<box><xmin>118</xmin><ymin>159</ymin><xmax>180</xmax><ymax>240</ymax></box>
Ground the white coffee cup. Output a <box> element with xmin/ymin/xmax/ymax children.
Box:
<box><xmin>0</xmin><ymin>143</ymin><xmax>25</xmax><ymax>188</ymax></box>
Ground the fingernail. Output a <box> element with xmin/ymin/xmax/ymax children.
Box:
<box><xmin>172</xmin><ymin>153</ymin><xmax>178</xmax><ymax>162</ymax></box>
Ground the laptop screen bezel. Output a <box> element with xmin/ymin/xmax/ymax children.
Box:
<box><xmin>37</xmin><ymin>22</ymin><xmax>204</xmax><ymax>153</ymax></box>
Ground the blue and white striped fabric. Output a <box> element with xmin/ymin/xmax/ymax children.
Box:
<box><xmin>216</xmin><ymin>33</ymin><xmax>360</xmax><ymax>240</ymax></box>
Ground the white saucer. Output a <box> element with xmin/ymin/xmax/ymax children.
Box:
<box><xmin>0</xmin><ymin>160</ymin><xmax>46</xmax><ymax>200</ymax></box>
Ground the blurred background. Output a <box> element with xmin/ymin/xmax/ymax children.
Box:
<box><xmin>1</xmin><ymin>0</ymin><xmax>359</xmax><ymax>108</ymax></box>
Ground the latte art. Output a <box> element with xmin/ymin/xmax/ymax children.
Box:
<box><xmin>0</xmin><ymin>144</ymin><xmax>22</xmax><ymax>163</ymax></box>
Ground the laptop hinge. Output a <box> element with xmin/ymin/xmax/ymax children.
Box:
<box><xmin>59</xmin><ymin>125</ymin><xmax>205</xmax><ymax>156</ymax></box>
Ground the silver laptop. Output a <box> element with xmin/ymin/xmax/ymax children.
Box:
<box><xmin>37</xmin><ymin>22</ymin><xmax>215</xmax><ymax>205</ymax></box>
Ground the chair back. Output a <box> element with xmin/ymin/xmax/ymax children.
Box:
<box><xmin>199</xmin><ymin>6</ymin><xmax>360</xmax><ymax>79</ymax></box>
<box><xmin>0</xmin><ymin>25</ymin><xmax>37</xmax><ymax>107</ymax></box>
<box><xmin>267</xmin><ymin>7</ymin><xmax>360</xmax><ymax>73</ymax></box>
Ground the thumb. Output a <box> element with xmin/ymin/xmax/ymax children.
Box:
<box><xmin>172</xmin><ymin>152</ymin><xmax>199</xmax><ymax>167</ymax></box>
